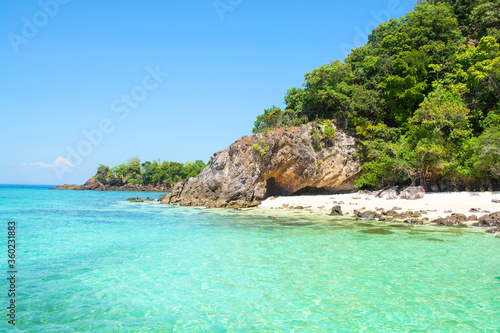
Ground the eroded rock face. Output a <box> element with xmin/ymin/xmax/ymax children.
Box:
<box><xmin>163</xmin><ymin>123</ymin><xmax>360</xmax><ymax>208</ymax></box>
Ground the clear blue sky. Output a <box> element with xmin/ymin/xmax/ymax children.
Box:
<box><xmin>0</xmin><ymin>0</ymin><xmax>415</xmax><ymax>185</ymax></box>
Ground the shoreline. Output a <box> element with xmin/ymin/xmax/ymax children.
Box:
<box><xmin>258</xmin><ymin>191</ymin><xmax>500</xmax><ymax>227</ymax></box>
<box><xmin>50</xmin><ymin>183</ymin><xmax>172</xmax><ymax>192</ymax></box>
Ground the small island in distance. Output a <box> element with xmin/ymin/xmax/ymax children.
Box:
<box><xmin>53</xmin><ymin>158</ymin><xmax>208</xmax><ymax>192</ymax></box>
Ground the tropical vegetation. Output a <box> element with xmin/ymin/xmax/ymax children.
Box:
<box><xmin>95</xmin><ymin>158</ymin><xmax>208</xmax><ymax>186</ymax></box>
<box><xmin>252</xmin><ymin>0</ymin><xmax>500</xmax><ymax>188</ymax></box>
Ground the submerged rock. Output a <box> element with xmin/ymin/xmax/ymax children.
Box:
<box><xmin>162</xmin><ymin>123</ymin><xmax>360</xmax><ymax>208</ymax></box>
<box><xmin>360</xmin><ymin>228</ymin><xmax>394</xmax><ymax>234</ymax></box>
<box><xmin>126</xmin><ymin>197</ymin><xmax>144</xmax><ymax>202</ymax></box>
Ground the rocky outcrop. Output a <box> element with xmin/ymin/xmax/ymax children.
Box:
<box><xmin>163</xmin><ymin>123</ymin><xmax>360</xmax><ymax>208</ymax></box>
<box><xmin>329</xmin><ymin>205</ymin><xmax>343</xmax><ymax>216</ymax></box>
<box><xmin>126</xmin><ymin>197</ymin><xmax>144</xmax><ymax>202</ymax></box>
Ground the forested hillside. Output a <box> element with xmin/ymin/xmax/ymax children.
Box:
<box><xmin>95</xmin><ymin>158</ymin><xmax>208</xmax><ymax>187</ymax></box>
<box><xmin>253</xmin><ymin>0</ymin><xmax>500</xmax><ymax>189</ymax></box>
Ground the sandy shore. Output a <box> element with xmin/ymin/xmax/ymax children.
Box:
<box><xmin>259</xmin><ymin>191</ymin><xmax>500</xmax><ymax>221</ymax></box>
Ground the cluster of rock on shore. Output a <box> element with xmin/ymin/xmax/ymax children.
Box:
<box><xmin>126</xmin><ymin>197</ymin><xmax>158</xmax><ymax>202</ymax></box>
<box><xmin>328</xmin><ymin>205</ymin><xmax>500</xmax><ymax>233</ymax></box>
<box><xmin>126</xmin><ymin>192</ymin><xmax>500</xmax><ymax>235</ymax></box>
<box><xmin>264</xmin><ymin>186</ymin><xmax>500</xmax><ymax>234</ymax></box>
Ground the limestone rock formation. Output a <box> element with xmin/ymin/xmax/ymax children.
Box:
<box><xmin>163</xmin><ymin>122</ymin><xmax>360</xmax><ymax>208</ymax></box>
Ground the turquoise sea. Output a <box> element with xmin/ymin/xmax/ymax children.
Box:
<box><xmin>1</xmin><ymin>185</ymin><xmax>499</xmax><ymax>332</ymax></box>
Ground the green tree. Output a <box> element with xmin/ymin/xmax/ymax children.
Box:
<box><xmin>141</xmin><ymin>161</ymin><xmax>159</xmax><ymax>185</ymax></box>
<box><xmin>252</xmin><ymin>106</ymin><xmax>304</xmax><ymax>133</ymax></box>
<box><xmin>470</xmin><ymin>112</ymin><xmax>500</xmax><ymax>178</ymax></box>
<box><xmin>96</xmin><ymin>164</ymin><xmax>109</xmax><ymax>183</ymax></box>
<box><xmin>406</xmin><ymin>85</ymin><xmax>471</xmax><ymax>183</ymax></box>
<box><xmin>250</xmin><ymin>0</ymin><xmax>499</xmax><ymax>187</ymax></box>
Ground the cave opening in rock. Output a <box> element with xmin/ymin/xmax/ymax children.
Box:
<box><xmin>265</xmin><ymin>177</ymin><xmax>286</xmax><ymax>197</ymax></box>
<box><xmin>291</xmin><ymin>186</ymin><xmax>330</xmax><ymax>196</ymax></box>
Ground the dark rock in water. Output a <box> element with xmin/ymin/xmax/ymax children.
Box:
<box><xmin>145</xmin><ymin>197</ymin><xmax>156</xmax><ymax>201</ymax></box>
<box><xmin>432</xmin><ymin>214</ymin><xmax>468</xmax><ymax>227</ymax></box>
<box><xmin>410</xmin><ymin>218</ymin><xmax>423</xmax><ymax>224</ymax></box>
<box><xmin>267</xmin><ymin>216</ymin><xmax>277</xmax><ymax>220</ymax></box>
<box><xmin>126</xmin><ymin>197</ymin><xmax>144</xmax><ymax>202</ymax></box>
<box><xmin>360</xmin><ymin>228</ymin><xmax>394</xmax><ymax>234</ymax></box>
<box><xmin>383</xmin><ymin>209</ymin><xmax>400</xmax><ymax>217</ymax></box>
<box><xmin>279</xmin><ymin>222</ymin><xmax>314</xmax><ymax>226</ymax></box>
<box><xmin>425</xmin><ymin>238</ymin><xmax>445</xmax><ymax>242</ymax></box>
<box><xmin>400</xmin><ymin>211</ymin><xmax>414</xmax><ymax>219</ymax></box>
<box><xmin>329</xmin><ymin>205</ymin><xmax>343</xmax><ymax>216</ymax></box>
<box><xmin>355</xmin><ymin>222</ymin><xmax>376</xmax><ymax>227</ymax></box>
<box><xmin>399</xmin><ymin>186</ymin><xmax>425</xmax><ymax>200</ymax></box>
<box><xmin>478</xmin><ymin>212</ymin><xmax>500</xmax><ymax>227</ymax></box>
<box><xmin>161</xmin><ymin>123</ymin><xmax>360</xmax><ymax>208</ymax></box>
<box><xmin>353</xmin><ymin>210</ymin><xmax>380</xmax><ymax>220</ymax></box>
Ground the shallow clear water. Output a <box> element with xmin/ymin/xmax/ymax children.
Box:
<box><xmin>1</xmin><ymin>185</ymin><xmax>499</xmax><ymax>332</ymax></box>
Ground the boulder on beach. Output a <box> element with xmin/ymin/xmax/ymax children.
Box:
<box><xmin>329</xmin><ymin>205</ymin><xmax>343</xmax><ymax>216</ymax></box>
<box><xmin>377</xmin><ymin>187</ymin><xmax>398</xmax><ymax>200</ymax></box>
<box><xmin>399</xmin><ymin>186</ymin><xmax>425</xmax><ymax>200</ymax></box>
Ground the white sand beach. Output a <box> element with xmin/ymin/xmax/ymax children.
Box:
<box><xmin>259</xmin><ymin>191</ymin><xmax>500</xmax><ymax>221</ymax></box>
